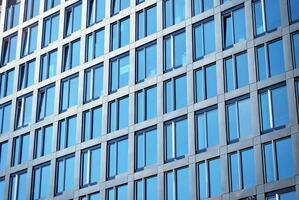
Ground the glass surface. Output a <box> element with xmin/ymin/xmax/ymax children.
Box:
<box><xmin>241</xmin><ymin>149</ymin><xmax>255</xmax><ymax>188</ymax></box>
<box><xmin>176</xmin><ymin>119</ymin><xmax>188</xmax><ymax>158</ymax></box>
<box><xmin>69</xmin><ymin>76</ymin><xmax>78</xmax><ymax>108</ymax></box>
<box><xmin>95</xmin><ymin>30</ymin><xmax>104</xmax><ymax>58</ymax></box>
<box><xmin>2</xmin><ymin>104</ymin><xmax>11</xmax><ymax>133</ymax></box>
<box><xmin>209</xmin><ymin>158</ymin><xmax>221</xmax><ymax>197</ymax></box>
<box><xmin>174</xmin><ymin>32</ymin><xmax>186</xmax><ymax>67</ymax></box>
<box><xmin>29</xmin><ymin>26</ymin><xmax>38</xmax><ymax>54</ymax></box>
<box><xmin>71</xmin><ymin>40</ymin><xmax>80</xmax><ymax>68</ymax></box>
<box><xmin>290</xmin><ymin>0</ymin><xmax>299</xmax><ymax>22</ymax></box>
<box><xmin>109</xmin><ymin>101</ymin><xmax>116</xmax><ymax>132</ymax></box>
<box><xmin>165</xmin><ymin>0</ymin><xmax>171</xmax><ymax>27</ymax></box>
<box><xmin>197</xmin><ymin>113</ymin><xmax>206</xmax><ymax>150</ymax></box>
<box><xmin>225</xmin><ymin>58</ymin><xmax>234</xmax><ymax>91</ymax></box>
<box><xmin>67</xmin><ymin>116</ymin><xmax>77</xmax><ymax>147</ymax></box>
<box><xmin>264</xmin><ymin>143</ymin><xmax>275</xmax><ymax>182</ymax></box>
<box><xmin>147</xmin><ymin>7</ymin><xmax>156</xmax><ymax>36</ymax></box>
<box><xmin>165</xmin><ymin>38</ymin><xmax>172</xmax><ymax>71</ymax></box>
<box><xmin>65</xmin><ymin>156</ymin><xmax>75</xmax><ymax>191</ymax></box>
<box><xmin>0</xmin><ymin>179</ymin><xmax>4</xmax><ymax>200</ymax></box>
<box><xmin>94</xmin><ymin>66</ymin><xmax>103</xmax><ymax>99</ymax></box>
<box><xmin>280</xmin><ymin>191</ymin><xmax>296</xmax><ymax>200</ymax></box>
<box><xmin>137</xmin><ymin>134</ymin><xmax>144</xmax><ymax>169</ymax></box>
<box><xmin>165</xmin><ymin>81</ymin><xmax>173</xmax><ymax>113</ymax></box>
<box><xmin>207</xmin><ymin>108</ymin><xmax>218</xmax><ymax>147</ymax></box>
<box><xmin>137</xmin><ymin>11</ymin><xmax>144</xmax><ymax>39</ymax></box>
<box><xmin>146</xmin><ymin>87</ymin><xmax>157</xmax><ymax>120</ymax></box>
<box><xmin>120</xmin><ymin>18</ymin><xmax>130</xmax><ymax>47</ymax></box>
<box><xmin>174</xmin><ymin>0</ymin><xmax>185</xmax><ymax>25</ymax></box>
<box><xmin>175</xmin><ymin>76</ymin><xmax>187</xmax><ymax>110</ymax></box>
<box><xmin>137</xmin><ymin>48</ymin><xmax>145</xmax><ymax>82</ymax></box>
<box><xmin>260</xmin><ymin>92</ymin><xmax>271</xmax><ymax>131</ymax></box>
<box><xmin>146</xmin><ymin>44</ymin><xmax>157</xmax><ymax>78</ymax></box>
<box><xmin>137</xmin><ymin>91</ymin><xmax>144</xmax><ymax>123</ymax></box>
<box><xmin>0</xmin><ymin>142</ymin><xmax>8</xmax><ymax>171</ymax></box>
<box><xmin>73</xmin><ymin>4</ymin><xmax>82</xmax><ymax>33</ymax></box>
<box><xmin>46</xmin><ymin>86</ymin><xmax>55</xmax><ymax>117</ymax></box>
<box><xmin>224</xmin><ymin>16</ymin><xmax>232</xmax><ymax>48</ymax></box>
<box><xmin>21</xmin><ymin>134</ymin><xmax>29</xmax><ymax>164</ymax></box>
<box><xmin>233</xmin><ymin>8</ymin><xmax>246</xmax><ymax>43</ymax></box>
<box><xmin>166</xmin><ymin>172</ymin><xmax>174</xmax><ymax>200</ymax></box>
<box><xmin>254</xmin><ymin>1</ymin><xmax>264</xmax><ymax>35</ymax></box>
<box><xmin>118</xmin><ymin>139</ymin><xmax>128</xmax><ymax>174</ymax></box>
<box><xmin>166</xmin><ymin>124</ymin><xmax>173</xmax><ymax>160</ymax></box>
<box><xmin>272</xmin><ymin>86</ymin><xmax>289</xmax><ymax>128</ymax></box>
<box><xmin>146</xmin><ymin>129</ymin><xmax>157</xmax><ymax>166</ymax></box>
<box><xmin>276</xmin><ymin>138</ymin><xmax>293</xmax><ymax>180</ymax></box>
<box><xmin>177</xmin><ymin>167</ymin><xmax>189</xmax><ymax>200</ymax></box>
<box><xmin>257</xmin><ymin>46</ymin><xmax>266</xmax><ymax>80</ymax></box>
<box><xmin>194</xmin><ymin>25</ymin><xmax>203</xmax><ymax>59</ymax></box>
<box><xmin>294</xmin><ymin>33</ymin><xmax>299</xmax><ymax>68</ymax></box>
<box><xmin>239</xmin><ymin>98</ymin><xmax>251</xmax><ymax>138</ymax></box>
<box><xmin>119</xmin><ymin>55</ymin><xmax>129</xmax><ymax>89</ymax></box>
<box><xmin>265</xmin><ymin>0</ymin><xmax>281</xmax><ymax>31</ymax></box>
<box><xmin>92</xmin><ymin>107</ymin><xmax>102</xmax><ymax>138</ymax></box>
<box><xmin>146</xmin><ymin>176</ymin><xmax>158</xmax><ymax>200</ymax></box>
<box><xmin>119</xmin><ymin>97</ymin><xmax>129</xmax><ymax>129</ymax></box>
<box><xmin>44</xmin><ymin>126</ymin><xmax>52</xmax><ymax>156</ymax></box>
<box><xmin>117</xmin><ymin>185</ymin><xmax>128</xmax><ymax>200</ymax></box>
<box><xmin>18</xmin><ymin>173</ymin><xmax>27</xmax><ymax>200</ymax></box>
<box><xmin>268</xmin><ymin>40</ymin><xmax>284</xmax><ymax>77</ymax></box>
<box><xmin>206</xmin><ymin>65</ymin><xmax>217</xmax><ymax>98</ymax></box>
<box><xmin>204</xmin><ymin>20</ymin><xmax>215</xmax><ymax>55</ymax></box>
<box><xmin>230</xmin><ymin>153</ymin><xmax>239</xmax><ymax>191</ymax></box>
<box><xmin>198</xmin><ymin>163</ymin><xmax>206</xmax><ymax>200</ymax></box>
<box><xmin>90</xmin><ymin>147</ymin><xmax>101</xmax><ymax>183</ymax></box>
<box><xmin>24</xmin><ymin>95</ymin><xmax>32</xmax><ymax>125</ymax></box>
<box><xmin>109</xmin><ymin>143</ymin><xmax>116</xmax><ymax>177</ymax></box>
<box><xmin>195</xmin><ymin>69</ymin><xmax>203</xmax><ymax>102</ymax></box>
<box><xmin>236</xmin><ymin>53</ymin><xmax>249</xmax><ymax>88</ymax></box>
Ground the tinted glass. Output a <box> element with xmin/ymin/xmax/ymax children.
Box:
<box><xmin>174</xmin><ymin>32</ymin><xmax>186</xmax><ymax>67</ymax></box>
<box><xmin>264</xmin><ymin>143</ymin><xmax>275</xmax><ymax>182</ymax></box>
<box><xmin>118</xmin><ymin>139</ymin><xmax>128</xmax><ymax>174</ymax></box>
<box><xmin>272</xmin><ymin>86</ymin><xmax>288</xmax><ymax>128</ymax></box>
<box><xmin>176</xmin><ymin>119</ymin><xmax>188</xmax><ymax>157</ymax></box>
<box><xmin>239</xmin><ymin>98</ymin><xmax>251</xmax><ymax>137</ymax></box>
<box><xmin>293</xmin><ymin>33</ymin><xmax>299</xmax><ymax>68</ymax></box>
<box><xmin>204</xmin><ymin>20</ymin><xmax>215</xmax><ymax>55</ymax></box>
<box><xmin>265</xmin><ymin>0</ymin><xmax>281</xmax><ymax>31</ymax></box>
<box><xmin>230</xmin><ymin>153</ymin><xmax>239</xmax><ymax>191</ymax></box>
<box><xmin>146</xmin><ymin>176</ymin><xmax>158</xmax><ymax>200</ymax></box>
<box><xmin>276</xmin><ymin>138</ymin><xmax>293</xmax><ymax>179</ymax></box>
<box><xmin>236</xmin><ymin>53</ymin><xmax>249</xmax><ymax>88</ymax></box>
<box><xmin>268</xmin><ymin>40</ymin><xmax>284</xmax><ymax>77</ymax></box>
<box><xmin>119</xmin><ymin>97</ymin><xmax>129</xmax><ymax>129</ymax></box>
<box><xmin>209</xmin><ymin>158</ymin><xmax>221</xmax><ymax>197</ymax></box>
<box><xmin>177</xmin><ymin>167</ymin><xmax>189</xmax><ymax>200</ymax></box>
<box><xmin>175</xmin><ymin>76</ymin><xmax>187</xmax><ymax>110</ymax></box>
<box><xmin>233</xmin><ymin>8</ymin><xmax>246</xmax><ymax>43</ymax></box>
<box><xmin>241</xmin><ymin>149</ymin><xmax>256</xmax><ymax>188</ymax></box>
<box><xmin>206</xmin><ymin>65</ymin><xmax>217</xmax><ymax>98</ymax></box>
<box><xmin>207</xmin><ymin>108</ymin><xmax>218</xmax><ymax>147</ymax></box>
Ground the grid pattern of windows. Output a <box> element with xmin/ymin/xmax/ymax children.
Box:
<box><xmin>0</xmin><ymin>0</ymin><xmax>298</xmax><ymax>199</ymax></box>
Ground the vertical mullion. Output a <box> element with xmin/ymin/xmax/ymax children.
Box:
<box><xmin>238</xmin><ymin>151</ymin><xmax>243</xmax><ymax>189</ymax></box>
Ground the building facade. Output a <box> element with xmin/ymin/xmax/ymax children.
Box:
<box><xmin>0</xmin><ymin>0</ymin><xmax>299</xmax><ymax>199</ymax></box>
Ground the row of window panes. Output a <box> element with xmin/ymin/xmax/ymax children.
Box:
<box><xmin>0</xmin><ymin>135</ymin><xmax>295</xmax><ymax>198</ymax></box>
<box><xmin>2</xmin><ymin>1</ymin><xmax>299</xmax><ymax>66</ymax></box>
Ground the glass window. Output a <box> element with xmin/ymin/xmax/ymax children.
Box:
<box><xmin>18</xmin><ymin>60</ymin><xmax>35</xmax><ymax>91</ymax></box>
<box><xmin>81</xmin><ymin>145</ymin><xmax>101</xmax><ymax>187</ymax></box>
<box><xmin>263</xmin><ymin>137</ymin><xmax>294</xmax><ymax>182</ymax></box>
<box><xmin>229</xmin><ymin>148</ymin><xmax>256</xmax><ymax>192</ymax></box>
<box><xmin>223</xmin><ymin>6</ymin><xmax>246</xmax><ymax>48</ymax></box>
<box><xmin>21</xmin><ymin>24</ymin><xmax>38</xmax><ymax>57</ymax></box>
<box><xmin>136</xmin><ymin>86</ymin><xmax>157</xmax><ymax>123</ymax></box>
<box><xmin>82</xmin><ymin>106</ymin><xmax>102</xmax><ymax>142</ymax></box>
<box><xmin>60</xmin><ymin>75</ymin><xmax>78</xmax><ymax>112</ymax></box>
<box><xmin>12</xmin><ymin>133</ymin><xmax>30</xmax><ymax>166</ymax></box>
<box><xmin>197</xmin><ymin>158</ymin><xmax>221</xmax><ymax>199</ymax></box>
<box><xmin>193</xmin><ymin>18</ymin><xmax>215</xmax><ymax>60</ymax></box>
<box><xmin>165</xmin><ymin>117</ymin><xmax>188</xmax><ymax>162</ymax></box>
<box><xmin>195</xmin><ymin>106</ymin><xmax>219</xmax><ymax>152</ymax></box>
<box><xmin>111</xmin><ymin>17</ymin><xmax>130</xmax><ymax>51</ymax></box>
<box><xmin>107</xmin><ymin>184</ymin><xmax>128</xmax><ymax>200</ymax></box>
<box><xmin>266</xmin><ymin>188</ymin><xmax>296</xmax><ymax>200</ymax></box>
<box><xmin>5</xmin><ymin>2</ymin><xmax>20</xmax><ymax>30</ymax></box>
<box><xmin>15</xmin><ymin>93</ymin><xmax>33</xmax><ymax>129</ymax></box>
<box><xmin>256</xmin><ymin>39</ymin><xmax>284</xmax><ymax>80</ymax></box>
<box><xmin>64</xmin><ymin>2</ymin><xmax>82</xmax><ymax>37</ymax></box>
<box><xmin>40</xmin><ymin>49</ymin><xmax>57</xmax><ymax>81</ymax></box>
<box><xmin>34</xmin><ymin>124</ymin><xmax>53</xmax><ymax>159</ymax></box>
<box><xmin>194</xmin><ymin>64</ymin><xmax>217</xmax><ymax>102</ymax></box>
<box><xmin>259</xmin><ymin>84</ymin><xmax>289</xmax><ymax>133</ymax></box>
<box><xmin>292</xmin><ymin>32</ymin><xmax>299</xmax><ymax>69</ymax></box>
<box><xmin>42</xmin><ymin>13</ymin><xmax>59</xmax><ymax>47</ymax></box>
<box><xmin>111</xmin><ymin>0</ymin><xmax>130</xmax><ymax>15</ymax></box>
<box><xmin>165</xmin><ymin>167</ymin><xmax>189</xmax><ymax>200</ymax></box>
<box><xmin>58</xmin><ymin>115</ymin><xmax>77</xmax><ymax>150</ymax></box>
<box><xmin>0</xmin><ymin>69</ymin><xmax>14</xmax><ymax>98</ymax></box>
<box><xmin>164</xmin><ymin>0</ymin><xmax>185</xmax><ymax>28</ymax></box>
<box><xmin>0</xmin><ymin>103</ymin><xmax>11</xmax><ymax>134</ymax></box>
<box><xmin>86</xmin><ymin>29</ymin><xmax>104</xmax><ymax>62</ymax></box>
<box><xmin>136</xmin><ymin>42</ymin><xmax>157</xmax><ymax>82</ymax></box>
<box><xmin>62</xmin><ymin>39</ymin><xmax>81</xmax><ymax>71</ymax></box>
<box><xmin>0</xmin><ymin>141</ymin><xmax>8</xmax><ymax>171</ymax></box>
<box><xmin>164</xmin><ymin>30</ymin><xmax>186</xmax><ymax>71</ymax></box>
<box><xmin>84</xmin><ymin>65</ymin><xmax>103</xmax><ymax>102</ymax></box>
<box><xmin>226</xmin><ymin>96</ymin><xmax>252</xmax><ymax>143</ymax></box>
<box><xmin>1</xmin><ymin>33</ymin><xmax>17</xmax><ymax>66</ymax></box>
<box><xmin>45</xmin><ymin>0</ymin><xmax>60</xmax><ymax>11</ymax></box>
<box><xmin>136</xmin><ymin>127</ymin><xmax>157</xmax><ymax>170</ymax></box>
<box><xmin>108</xmin><ymin>137</ymin><xmax>128</xmax><ymax>179</ymax></box>
<box><xmin>108</xmin><ymin>96</ymin><xmax>129</xmax><ymax>132</ymax></box>
<box><xmin>289</xmin><ymin>0</ymin><xmax>299</xmax><ymax>23</ymax></box>
<box><xmin>109</xmin><ymin>53</ymin><xmax>129</xmax><ymax>93</ymax></box>
<box><xmin>253</xmin><ymin>0</ymin><xmax>281</xmax><ymax>36</ymax></box>
<box><xmin>164</xmin><ymin>75</ymin><xmax>187</xmax><ymax>113</ymax></box>
<box><xmin>9</xmin><ymin>171</ymin><xmax>27</xmax><ymax>200</ymax></box>
<box><xmin>37</xmin><ymin>84</ymin><xmax>55</xmax><ymax>121</ymax></box>
<box><xmin>136</xmin><ymin>176</ymin><xmax>158</xmax><ymax>200</ymax></box>
<box><xmin>87</xmin><ymin>0</ymin><xmax>105</xmax><ymax>26</ymax></box>
<box><xmin>224</xmin><ymin>52</ymin><xmax>249</xmax><ymax>91</ymax></box>
<box><xmin>33</xmin><ymin>163</ymin><xmax>51</xmax><ymax>199</ymax></box>
<box><xmin>193</xmin><ymin>0</ymin><xmax>213</xmax><ymax>15</ymax></box>
<box><xmin>24</xmin><ymin>0</ymin><xmax>39</xmax><ymax>21</ymax></box>
<box><xmin>80</xmin><ymin>192</ymin><xmax>101</xmax><ymax>200</ymax></box>
<box><xmin>137</xmin><ymin>6</ymin><xmax>156</xmax><ymax>40</ymax></box>
<box><xmin>56</xmin><ymin>155</ymin><xmax>75</xmax><ymax>195</ymax></box>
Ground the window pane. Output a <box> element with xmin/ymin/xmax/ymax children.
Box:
<box><xmin>260</xmin><ymin>92</ymin><xmax>271</xmax><ymax>131</ymax></box>
<box><xmin>241</xmin><ymin>149</ymin><xmax>255</xmax><ymax>188</ymax></box>
<box><xmin>264</xmin><ymin>143</ymin><xmax>275</xmax><ymax>182</ymax></box>
<box><xmin>137</xmin><ymin>134</ymin><xmax>144</xmax><ymax>169</ymax></box>
<box><xmin>224</xmin><ymin>16</ymin><xmax>232</xmax><ymax>47</ymax></box>
<box><xmin>236</xmin><ymin>53</ymin><xmax>249</xmax><ymax>88</ymax></box>
<box><xmin>197</xmin><ymin>113</ymin><xmax>206</xmax><ymax>150</ymax></box>
<box><xmin>146</xmin><ymin>44</ymin><xmax>157</xmax><ymax>78</ymax></box>
<box><xmin>233</xmin><ymin>8</ymin><xmax>246</xmax><ymax>43</ymax></box>
<box><xmin>194</xmin><ymin>25</ymin><xmax>203</xmax><ymax>59</ymax></box>
<box><xmin>204</xmin><ymin>20</ymin><xmax>215</xmax><ymax>55</ymax></box>
<box><xmin>120</xmin><ymin>18</ymin><xmax>130</xmax><ymax>47</ymax></box>
<box><xmin>272</xmin><ymin>86</ymin><xmax>288</xmax><ymax>128</ymax></box>
<box><xmin>146</xmin><ymin>87</ymin><xmax>157</xmax><ymax>120</ymax></box>
<box><xmin>90</xmin><ymin>147</ymin><xmax>101</xmax><ymax>183</ymax></box>
<box><xmin>265</xmin><ymin>0</ymin><xmax>281</xmax><ymax>31</ymax></box>
<box><xmin>206</xmin><ymin>65</ymin><xmax>217</xmax><ymax>98</ymax></box>
<box><xmin>109</xmin><ymin>143</ymin><xmax>116</xmax><ymax>177</ymax></box>
<box><xmin>119</xmin><ymin>97</ymin><xmax>129</xmax><ymax>129</ymax></box>
<box><xmin>230</xmin><ymin>153</ymin><xmax>239</xmax><ymax>191</ymax></box>
<box><xmin>239</xmin><ymin>98</ymin><xmax>251</xmax><ymax>138</ymax></box>
<box><xmin>175</xmin><ymin>76</ymin><xmax>187</xmax><ymax>110</ymax></box>
<box><xmin>268</xmin><ymin>40</ymin><xmax>284</xmax><ymax>77</ymax></box>
<box><xmin>209</xmin><ymin>158</ymin><xmax>221</xmax><ymax>197</ymax></box>
<box><xmin>117</xmin><ymin>185</ymin><xmax>127</xmax><ymax>200</ymax></box>
<box><xmin>165</xmin><ymin>81</ymin><xmax>172</xmax><ymax>113</ymax></box>
<box><xmin>174</xmin><ymin>0</ymin><xmax>185</xmax><ymax>24</ymax></box>
<box><xmin>147</xmin><ymin>7</ymin><xmax>156</xmax><ymax>36</ymax></box>
<box><xmin>146</xmin><ymin>176</ymin><xmax>158</xmax><ymax>200</ymax></box>
<box><xmin>176</xmin><ymin>119</ymin><xmax>188</xmax><ymax>157</ymax></box>
<box><xmin>276</xmin><ymin>138</ymin><xmax>293</xmax><ymax>179</ymax></box>
<box><xmin>166</xmin><ymin>124</ymin><xmax>173</xmax><ymax>160</ymax></box>
<box><xmin>195</xmin><ymin>69</ymin><xmax>203</xmax><ymax>102</ymax></box>
<box><xmin>198</xmin><ymin>163</ymin><xmax>206</xmax><ymax>200</ymax></box>
<box><xmin>119</xmin><ymin>55</ymin><xmax>129</xmax><ymax>89</ymax></box>
<box><xmin>225</xmin><ymin>58</ymin><xmax>234</xmax><ymax>91</ymax></box>
<box><xmin>257</xmin><ymin>46</ymin><xmax>267</xmax><ymax>80</ymax></box>
<box><xmin>207</xmin><ymin>108</ymin><xmax>218</xmax><ymax>147</ymax></box>
<box><xmin>166</xmin><ymin>172</ymin><xmax>174</xmax><ymax>200</ymax></box>
<box><xmin>69</xmin><ymin>76</ymin><xmax>78</xmax><ymax>107</ymax></box>
<box><xmin>177</xmin><ymin>168</ymin><xmax>189</xmax><ymax>200</ymax></box>
<box><xmin>118</xmin><ymin>139</ymin><xmax>128</xmax><ymax>174</ymax></box>
<box><xmin>293</xmin><ymin>33</ymin><xmax>299</xmax><ymax>68</ymax></box>
<box><xmin>146</xmin><ymin>129</ymin><xmax>157</xmax><ymax>166</ymax></box>
<box><xmin>0</xmin><ymin>142</ymin><xmax>8</xmax><ymax>171</ymax></box>
<box><xmin>174</xmin><ymin>32</ymin><xmax>186</xmax><ymax>67</ymax></box>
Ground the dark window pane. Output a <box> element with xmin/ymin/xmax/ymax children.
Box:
<box><xmin>268</xmin><ymin>40</ymin><xmax>284</xmax><ymax>77</ymax></box>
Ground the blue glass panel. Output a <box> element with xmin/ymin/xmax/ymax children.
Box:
<box><xmin>65</xmin><ymin>157</ymin><xmax>75</xmax><ymax>191</ymax></box>
<box><xmin>44</xmin><ymin>126</ymin><xmax>52</xmax><ymax>156</ymax></box>
<box><xmin>197</xmin><ymin>113</ymin><xmax>206</xmax><ymax>150</ymax></box>
<box><xmin>59</xmin><ymin>121</ymin><xmax>66</xmax><ymax>150</ymax></box>
<box><xmin>92</xmin><ymin>107</ymin><xmax>102</xmax><ymax>138</ymax></box>
<box><xmin>82</xmin><ymin>152</ymin><xmax>88</xmax><ymax>185</ymax></box>
<box><xmin>209</xmin><ymin>158</ymin><xmax>221</xmax><ymax>197</ymax></box>
<box><xmin>111</xmin><ymin>60</ymin><xmax>118</xmax><ymax>92</ymax></box>
<box><xmin>241</xmin><ymin>149</ymin><xmax>255</xmax><ymax>188</ymax></box>
<box><xmin>225</xmin><ymin>16</ymin><xmax>232</xmax><ymax>48</ymax></box>
<box><xmin>264</xmin><ymin>143</ymin><xmax>275</xmax><ymax>182</ymax></box>
<box><xmin>95</xmin><ymin>30</ymin><xmax>104</xmax><ymax>58</ymax></box>
<box><xmin>57</xmin><ymin>159</ymin><xmax>64</xmax><ymax>193</ymax></box>
<box><xmin>34</xmin><ymin>168</ymin><xmax>41</xmax><ymax>199</ymax></box>
<box><xmin>195</xmin><ymin>69</ymin><xmax>203</xmax><ymax>102</ymax></box>
<box><xmin>137</xmin><ymin>91</ymin><xmax>143</xmax><ymax>123</ymax></box>
<box><xmin>18</xmin><ymin>173</ymin><xmax>27</xmax><ymax>199</ymax></box>
<box><xmin>71</xmin><ymin>40</ymin><xmax>80</xmax><ymax>68</ymax></box>
<box><xmin>166</xmin><ymin>124</ymin><xmax>173</xmax><ymax>160</ymax></box>
<box><xmin>7</xmin><ymin>70</ymin><xmax>14</xmax><ymax>96</ymax></box>
<box><xmin>27</xmin><ymin>61</ymin><xmax>35</xmax><ymax>88</ymax></box>
<box><xmin>119</xmin><ymin>55</ymin><xmax>129</xmax><ymax>88</ymax></box>
<box><xmin>24</xmin><ymin>95</ymin><xmax>32</xmax><ymax>125</ymax></box>
<box><xmin>268</xmin><ymin>40</ymin><xmax>284</xmax><ymax>77</ymax></box>
<box><xmin>257</xmin><ymin>46</ymin><xmax>266</xmax><ymax>80</ymax></box>
<box><xmin>294</xmin><ymin>33</ymin><xmax>299</xmax><ymax>68</ymax></box>
<box><xmin>146</xmin><ymin>44</ymin><xmax>157</xmax><ymax>78</ymax></box>
<box><xmin>207</xmin><ymin>109</ymin><xmax>218</xmax><ymax>147</ymax></box>
<box><xmin>137</xmin><ymin>134</ymin><xmax>144</xmax><ymax>169</ymax></box>
<box><xmin>177</xmin><ymin>167</ymin><xmax>189</xmax><ymax>200</ymax></box>
<box><xmin>193</xmin><ymin>0</ymin><xmax>200</xmax><ymax>15</ymax></box>
<box><xmin>117</xmin><ymin>185</ymin><xmax>127</xmax><ymax>200</ymax></box>
<box><xmin>46</xmin><ymin>86</ymin><xmax>55</xmax><ymax>117</ymax></box>
<box><xmin>69</xmin><ymin>76</ymin><xmax>78</xmax><ymax>107</ymax></box>
<box><xmin>96</xmin><ymin>0</ymin><xmax>105</xmax><ymax>22</ymax></box>
<box><xmin>165</xmin><ymin>0</ymin><xmax>171</xmax><ymax>27</ymax></box>
<box><xmin>137</xmin><ymin>12</ymin><xmax>144</xmax><ymax>39</ymax></box>
<box><xmin>203</xmin><ymin>0</ymin><xmax>213</xmax><ymax>11</ymax></box>
<box><xmin>225</xmin><ymin>58</ymin><xmax>234</xmax><ymax>91</ymax></box>
<box><xmin>165</xmin><ymin>38</ymin><xmax>172</xmax><ymax>71</ymax></box>
<box><xmin>174</xmin><ymin>0</ymin><xmax>185</xmax><ymax>24</ymax></box>
<box><xmin>146</xmin><ymin>176</ymin><xmax>158</xmax><ymax>200</ymax></box>
<box><xmin>175</xmin><ymin>76</ymin><xmax>187</xmax><ymax>110</ymax></box>
<box><xmin>120</xmin><ymin>18</ymin><xmax>130</xmax><ymax>47</ymax></box>
<box><xmin>254</xmin><ymin>1</ymin><xmax>264</xmax><ymax>35</ymax></box>
<box><xmin>73</xmin><ymin>4</ymin><xmax>82</xmax><ymax>32</ymax></box>
<box><xmin>204</xmin><ymin>20</ymin><xmax>215</xmax><ymax>55</ymax></box>
<box><xmin>239</xmin><ymin>98</ymin><xmax>251</xmax><ymax>138</ymax></box>
<box><xmin>109</xmin><ymin>101</ymin><xmax>116</xmax><ymax>132</ymax></box>
<box><xmin>118</xmin><ymin>139</ymin><xmax>128</xmax><ymax>174</ymax></box>
<box><xmin>230</xmin><ymin>153</ymin><xmax>239</xmax><ymax>191</ymax></box>
<box><xmin>90</xmin><ymin>147</ymin><xmax>101</xmax><ymax>183</ymax></box>
<box><xmin>83</xmin><ymin>111</ymin><xmax>91</xmax><ymax>141</ymax></box>
<box><xmin>146</xmin><ymin>87</ymin><xmax>157</xmax><ymax>120</ymax></box>
<box><xmin>119</xmin><ymin>97</ymin><xmax>129</xmax><ymax>129</ymax></box>
<box><xmin>198</xmin><ymin>163</ymin><xmax>206</xmax><ymax>200</ymax></box>
<box><xmin>40</xmin><ymin>165</ymin><xmax>50</xmax><ymax>198</ymax></box>
<box><xmin>206</xmin><ymin>65</ymin><xmax>217</xmax><ymax>98</ymax></box>
<box><xmin>280</xmin><ymin>191</ymin><xmax>296</xmax><ymax>200</ymax></box>
<box><xmin>49</xmin><ymin>50</ymin><xmax>57</xmax><ymax>78</ymax></box>
<box><xmin>0</xmin><ymin>179</ymin><xmax>4</xmax><ymax>200</ymax></box>
<box><xmin>265</xmin><ymin>0</ymin><xmax>281</xmax><ymax>31</ymax></box>
<box><xmin>194</xmin><ymin>25</ymin><xmax>203</xmax><ymax>59</ymax></box>
<box><xmin>29</xmin><ymin>26</ymin><xmax>38</xmax><ymax>53</ymax></box>
<box><xmin>21</xmin><ymin>134</ymin><xmax>29</xmax><ymax>164</ymax></box>
<box><xmin>94</xmin><ymin>66</ymin><xmax>103</xmax><ymax>98</ymax></box>
<box><xmin>51</xmin><ymin>15</ymin><xmax>59</xmax><ymax>42</ymax></box>
<box><xmin>236</xmin><ymin>53</ymin><xmax>249</xmax><ymax>88</ymax></box>
<box><xmin>290</xmin><ymin>0</ymin><xmax>299</xmax><ymax>22</ymax></box>
<box><xmin>165</xmin><ymin>81</ymin><xmax>173</xmax><ymax>113</ymax></box>
<box><xmin>137</xmin><ymin>48</ymin><xmax>145</xmax><ymax>82</ymax></box>
<box><xmin>147</xmin><ymin>7</ymin><xmax>156</xmax><ymax>36</ymax></box>
<box><xmin>3</xmin><ymin>104</ymin><xmax>11</xmax><ymax>133</ymax></box>
<box><xmin>176</xmin><ymin>119</ymin><xmax>188</xmax><ymax>157</ymax></box>
<box><xmin>67</xmin><ymin>116</ymin><xmax>77</xmax><ymax>147</ymax></box>
<box><xmin>272</xmin><ymin>86</ymin><xmax>288</xmax><ymax>128</ymax></box>
<box><xmin>260</xmin><ymin>92</ymin><xmax>271</xmax><ymax>131</ymax></box>
<box><xmin>0</xmin><ymin>142</ymin><xmax>8</xmax><ymax>171</ymax></box>
<box><xmin>146</xmin><ymin>129</ymin><xmax>157</xmax><ymax>166</ymax></box>
<box><xmin>109</xmin><ymin>143</ymin><xmax>116</xmax><ymax>177</ymax></box>
<box><xmin>112</xmin><ymin>24</ymin><xmax>118</xmax><ymax>50</ymax></box>
<box><xmin>136</xmin><ymin>180</ymin><xmax>143</xmax><ymax>200</ymax></box>
<box><xmin>166</xmin><ymin>172</ymin><xmax>174</xmax><ymax>200</ymax></box>
<box><xmin>276</xmin><ymin>138</ymin><xmax>293</xmax><ymax>180</ymax></box>
<box><xmin>233</xmin><ymin>8</ymin><xmax>246</xmax><ymax>43</ymax></box>
<box><xmin>174</xmin><ymin>32</ymin><xmax>186</xmax><ymax>67</ymax></box>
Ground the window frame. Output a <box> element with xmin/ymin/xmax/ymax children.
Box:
<box><xmin>36</xmin><ymin>83</ymin><xmax>55</xmax><ymax>121</ymax></box>
<box><xmin>18</xmin><ymin>59</ymin><xmax>35</xmax><ymax>91</ymax></box>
